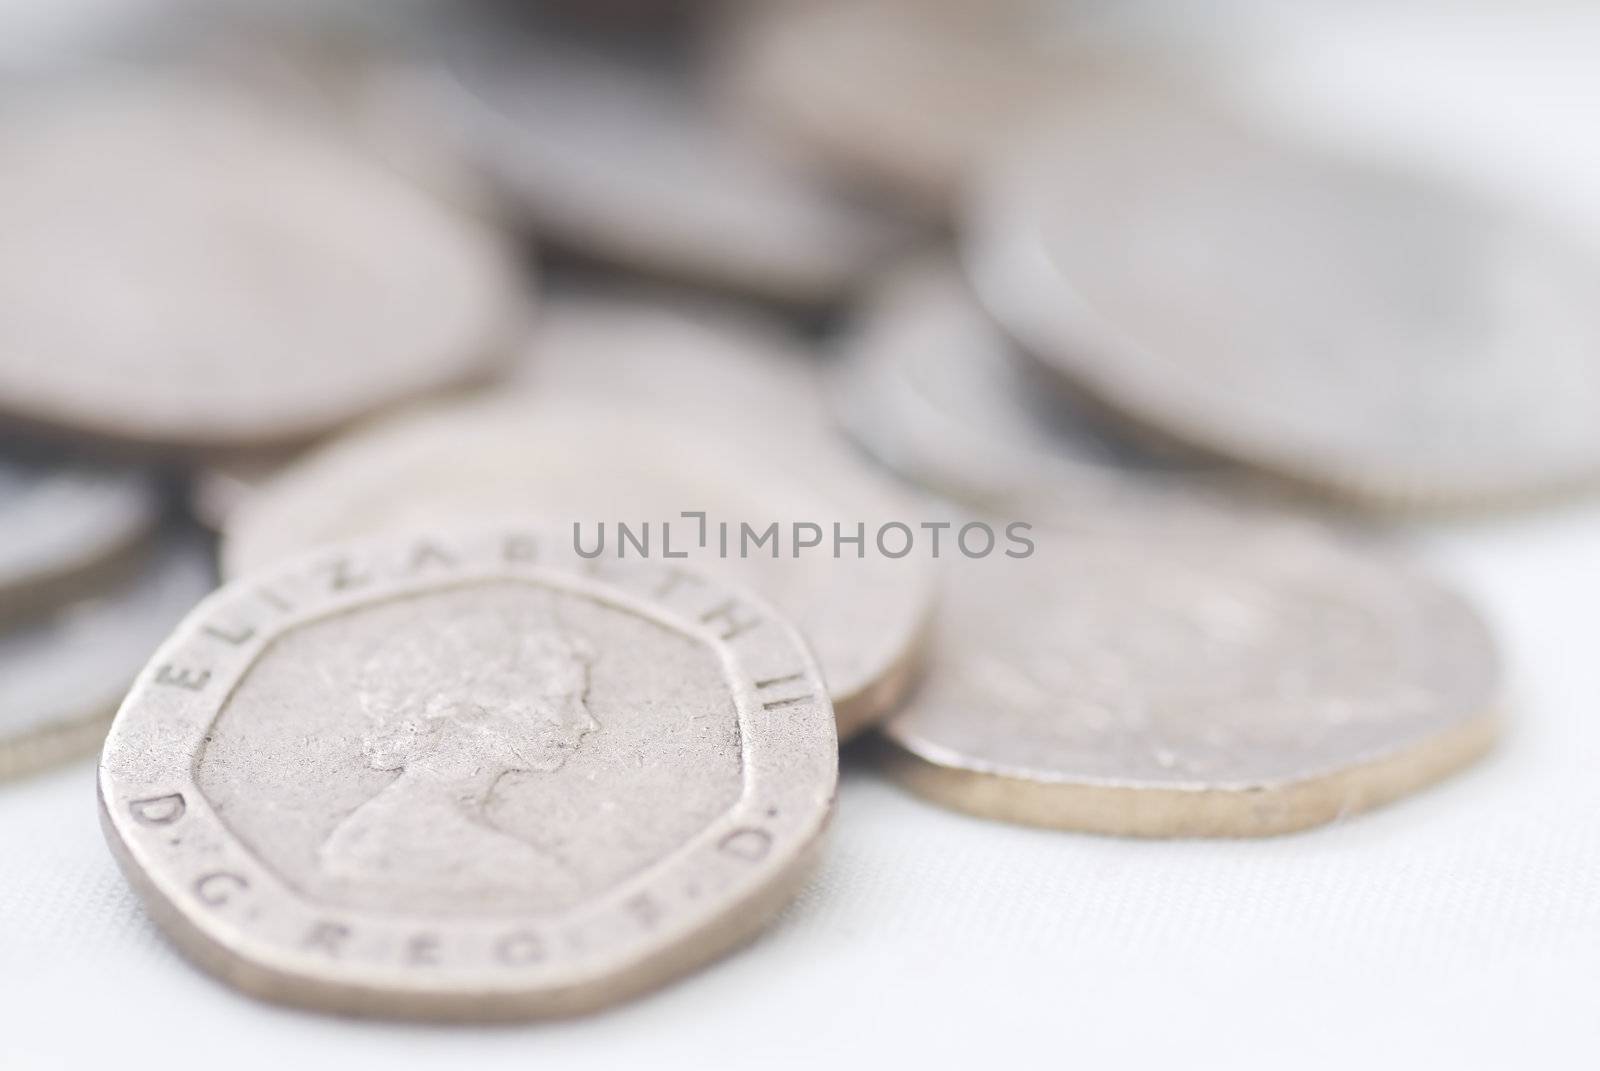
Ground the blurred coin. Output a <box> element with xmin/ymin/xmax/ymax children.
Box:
<box><xmin>222</xmin><ymin>397</ymin><xmax>934</xmax><ymax>739</ymax></box>
<box><xmin>0</xmin><ymin>449</ymin><xmax>160</xmax><ymax>622</ymax></box>
<box><xmin>188</xmin><ymin>448</ymin><xmax>300</xmax><ymax>533</ymax></box>
<box><xmin>833</xmin><ymin>257</ymin><xmax>1203</xmax><ymax>508</ymax></box>
<box><xmin>715</xmin><ymin>0</ymin><xmax>1085</xmax><ymax>215</ymax></box>
<box><xmin>175</xmin><ymin>29</ymin><xmax>495</xmax><ymax>217</ymax></box>
<box><xmin>192</xmin><ymin>291</ymin><xmax>826</xmax><ymax>530</ymax></box>
<box><xmin>882</xmin><ymin>501</ymin><xmax>1500</xmax><ymax>836</ymax></box>
<box><xmin>0</xmin><ymin>75</ymin><xmax>522</xmax><ymax>451</ymax></box>
<box><xmin>1</xmin><ymin>534</ymin><xmax>212</xmax><ymax>779</ymax></box>
<box><xmin>429</xmin><ymin>13</ymin><xmax>902</xmax><ymax>307</ymax></box>
<box><xmin>965</xmin><ymin>88</ymin><xmax>1600</xmax><ymax>510</ymax></box>
<box><xmin>100</xmin><ymin>526</ymin><xmax>835</xmax><ymax>1018</ymax></box>
<box><xmin>512</xmin><ymin>286</ymin><xmax>828</xmax><ymax>425</ymax></box>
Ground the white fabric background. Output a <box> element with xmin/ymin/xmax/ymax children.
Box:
<box><xmin>5</xmin><ymin>4</ymin><xmax>1600</xmax><ymax>1068</ymax></box>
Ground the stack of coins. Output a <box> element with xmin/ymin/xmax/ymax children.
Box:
<box><xmin>6</xmin><ymin>0</ymin><xmax>1584</xmax><ymax>1020</ymax></box>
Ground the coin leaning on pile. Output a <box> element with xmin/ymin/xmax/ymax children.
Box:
<box><xmin>99</xmin><ymin>526</ymin><xmax>837</xmax><ymax>1019</ymax></box>
<box><xmin>964</xmin><ymin>86</ymin><xmax>1600</xmax><ymax>509</ymax></box>
<box><xmin>0</xmin><ymin>73</ymin><xmax>522</xmax><ymax>452</ymax></box>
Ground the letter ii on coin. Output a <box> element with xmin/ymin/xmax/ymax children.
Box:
<box><xmin>98</xmin><ymin>529</ymin><xmax>837</xmax><ymax>1019</ymax></box>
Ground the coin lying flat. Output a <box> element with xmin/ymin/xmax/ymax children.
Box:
<box><xmin>188</xmin><ymin>449</ymin><xmax>301</xmax><ymax>533</ymax></box>
<box><xmin>190</xmin><ymin>292</ymin><xmax>826</xmax><ymax>530</ymax></box>
<box><xmin>100</xmin><ymin>527</ymin><xmax>836</xmax><ymax>1019</ymax></box>
<box><xmin>715</xmin><ymin>0</ymin><xmax>1085</xmax><ymax>215</ymax></box>
<box><xmin>222</xmin><ymin>397</ymin><xmax>934</xmax><ymax>740</ymax></box>
<box><xmin>881</xmin><ymin>501</ymin><xmax>1500</xmax><ymax>836</ymax></box>
<box><xmin>0</xmin><ymin>450</ymin><xmax>160</xmax><ymax>622</ymax></box>
<box><xmin>0</xmin><ymin>75</ymin><xmax>521</xmax><ymax>451</ymax></box>
<box><xmin>964</xmin><ymin>88</ymin><xmax>1600</xmax><ymax>509</ymax></box>
<box><xmin>512</xmin><ymin>286</ymin><xmax>829</xmax><ymax>428</ymax></box>
<box><xmin>833</xmin><ymin>258</ymin><xmax>1203</xmax><ymax>508</ymax></box>
<box><xmin>1</xmin><ymin>535</ymin><xmax>213</xmax><ymax>780</ymax></box>
<box><xmin>430</xmin><ymin>13</ymin><xmax>901</xmax><ymax>306</ymax></box>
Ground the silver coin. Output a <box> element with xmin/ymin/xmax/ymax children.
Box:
<box><xmin>0</xmin><ymin>74</ymin><xmax>522</xmax><ymax>450</ymax></box>
<box><xmin>882</xmin><ymin>500</ymin><xmax>1501</xmax><ymax>836</ymax></box>
<box><xmin>832</xmin><ymin>257</ymin><xmax>1202</xmax><ymax>508</ymax></box>
<box><xmin>100</xmin><ymin>526</ymin><xmax>837</xmax><ymax>1018</ymax></box>
<box><xmin>964</xmin><ymin>87</ymin><xmax>1600</xmax><ymax>509</ymax></box>
<box><xmin>188</xmin><ymin>448</ymin><xmax>301</xmax><ymax>533</ymax></box>
<box><xmin>1</xmin><ymin>534</ymin><xmax>213</xmax><ymax>780</ymax></box>
<box><xmin>430</xmin><ymin>14</ymin><xmax>902</xmax><ymax>306</ymax></box>
<box><xmin>714</xmin><ymin>0</ymin><xmax>1085</xmax><ymax>215</ymax></box>
<box><xmin>191</xmin><ymin>292</ymin><xmax>826</xmax><ymax>530</ymax></box>
<box><xmin>511</xmin><ymin>286</ymin><xmax>829</xmax><ymax>428</ymax></box>
<box><xmin>0</xmin><ymin>451</ymin><xmax>159</xmax><ymax>621</ymax></box>
<box><xmin>221</xmin><ymin>395</ymin><xmax>935</xmax><ymax>740</ymax></box>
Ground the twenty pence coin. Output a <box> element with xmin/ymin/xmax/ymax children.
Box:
<box><xmin>99</xmin><ymin>526</ymin><xmax>837</xmax><ymax>1018</ymax></box>
<box><xmin>881</xmin><ymin>501</ymin><xmax>1501</xmax><ymax>836</ymax></box>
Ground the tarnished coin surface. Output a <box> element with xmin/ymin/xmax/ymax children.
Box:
<box><xmin>222</xmin><ymin>398</ymin><xmax>934</xmax><ymax>739</ymax></box>
<box><xmin>0</xmin><ymin>450</ymin><xmax>159</xmax><ymax>621</ymax></box>
<box><xmin>431</xmin><ymin>14</ymin><xmax>900</xmax><ymax>306</ymax></box>
<box><xmin>715</xmin><ymin>0</ymin><xmax>1084</xmax><ymax>214</ymax></box>
<box><xmin>99</xmin><ymin>527</ymin><xmax>837</xmax><ymax>1018</ymax></box>
<box><xmin>965</xmin><ymin>89</ymin><xmax>1600</xmax><ymax>509</ymax></box>
<box><xmin>0</xmin><ymin>75</ymin><xmax>521</xmax><ymax>450</ymax></box>
<box><xmin>1</xmin><ymin>535</ymin><xmax>213</xmax><ymax>780</ymax></box>
<box><xmin>882</xmin><ymin>502</ymin><xmax>1500</xmax><ymax>836</ymax></box>
<box><xmin>833</xmin><ymin>258</ymin><xmax>1198</xmax><ymax>508</ymax></box>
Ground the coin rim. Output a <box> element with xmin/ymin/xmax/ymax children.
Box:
<box><xmin>99</xmin><ymin>528</ymin><xmax>838</xmax><ymax>1018</ymax></box>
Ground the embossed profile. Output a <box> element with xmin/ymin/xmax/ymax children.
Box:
<box><xmin>317</xmin><ymin>609</ymin><xmax>599</xmax><ymax>910</ymax></box>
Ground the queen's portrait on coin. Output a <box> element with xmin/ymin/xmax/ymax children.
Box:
<box><xmin>317</xmin><ymin>612</ymin><xmax>599</xmax><ymax>910</ymax></box>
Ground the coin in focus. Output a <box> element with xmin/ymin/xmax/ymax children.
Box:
<box><xmin>0</xmin><ymin>449</ymin><xmax>160</xmax><ymax>623</ymax></box>
<box><xmin>832</xmin><ymin>257</ymin><xmax>1204</xmax><ymax>509</ymax></box>
<box><xmin>1</xmin><ymin>534</ymin><xmax>212</xmax><ymax>780</ymax></box>
<box><xmin>428</xmin><ymin>11</ymin><xmax>901</xmax><ymax>306</ymax></box>
<box><xmin>881</xmin><ymin>501</ymin><xmax>1500</xmax><ymax>836</ymax></box>
<box><xmin>0</xmin><ymin>75</ymin><xmax>522</xmax><ymax>451</ymax></box>
<box><xmin>221</xmin><ymin>396</ymin><xmax>934</xmax><ymax>739</ymax></box>
<box><xmin>99</xmin><ymin>527</ymin><xmax>836</xmax><ymax>1018</ymax></box>
<box><xmin>964</xmin><ymin>87</ymin><xmax>1600</xmax><ymax>509</ymax></box>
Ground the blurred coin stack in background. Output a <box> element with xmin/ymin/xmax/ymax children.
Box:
<box><xmin>3</xmin><ymin>0</ymin><xmax>1596</xmax><ymax>1021</ymax></box>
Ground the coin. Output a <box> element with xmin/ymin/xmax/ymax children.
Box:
<box><xmin>511</xmin><ymin>285</ymin><xmax>829</xmax><ymax>428</ymax></box>
<box><xmin>832</xmin><ymin>257</ymin><xmax>1201</xmax><ymax>508</ymax></box>
<box><xmin>429</xmin><ymin>12</ymin><xmax>902</xmax><ymax>306</ymax></box>
<box><xmin>221</xmin><ymin>396</ymin><xmax>933</xmax><ymax>740</ymax></box>
<box><xmin>1</xmin><ymin>534</ymin><xmax>213</xmax><ymax>780</ymax></box>
<box><xmin>881</xmin><ymin>500</ymin><xmax>1500</xmax><ymax>836</ymax></box>
<box><xmin>0</xmin><ymin>449</ymin><xmax>160</xmax><ymax>622</ymax></box>
<box><xmin>0</xmin><ymin>74</ymin><xmax>522</xmax><ymax>451</ymax></box>
<box><xmin>188</xmin><ymin>448</ymin><xmax>301</xmax><ymax>533</ymax></box>
<box><xmin>964</xmin><ymin>87</ymin><xmax>1600</xmax><ymax>509</ymax></box>
<box><xmin>191</xmin><ymin>291</ymin><xmax>826</xmax><ymax>529</ymax></box>
<box><xmin>714</xmin><ymin>0</ymin><xmax>1085</xmax><ymax>215</ymax></box>
<box><xmin>99</xmin><ymin>526</ymin><xmax>836</xmax><ymax>1018</ymax></box>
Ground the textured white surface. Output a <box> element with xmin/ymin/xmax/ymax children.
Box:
<box><xmin>6</xmin><ymin>3</ymin><xmax>1600</xmax><ymax>1068</ymax></box>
